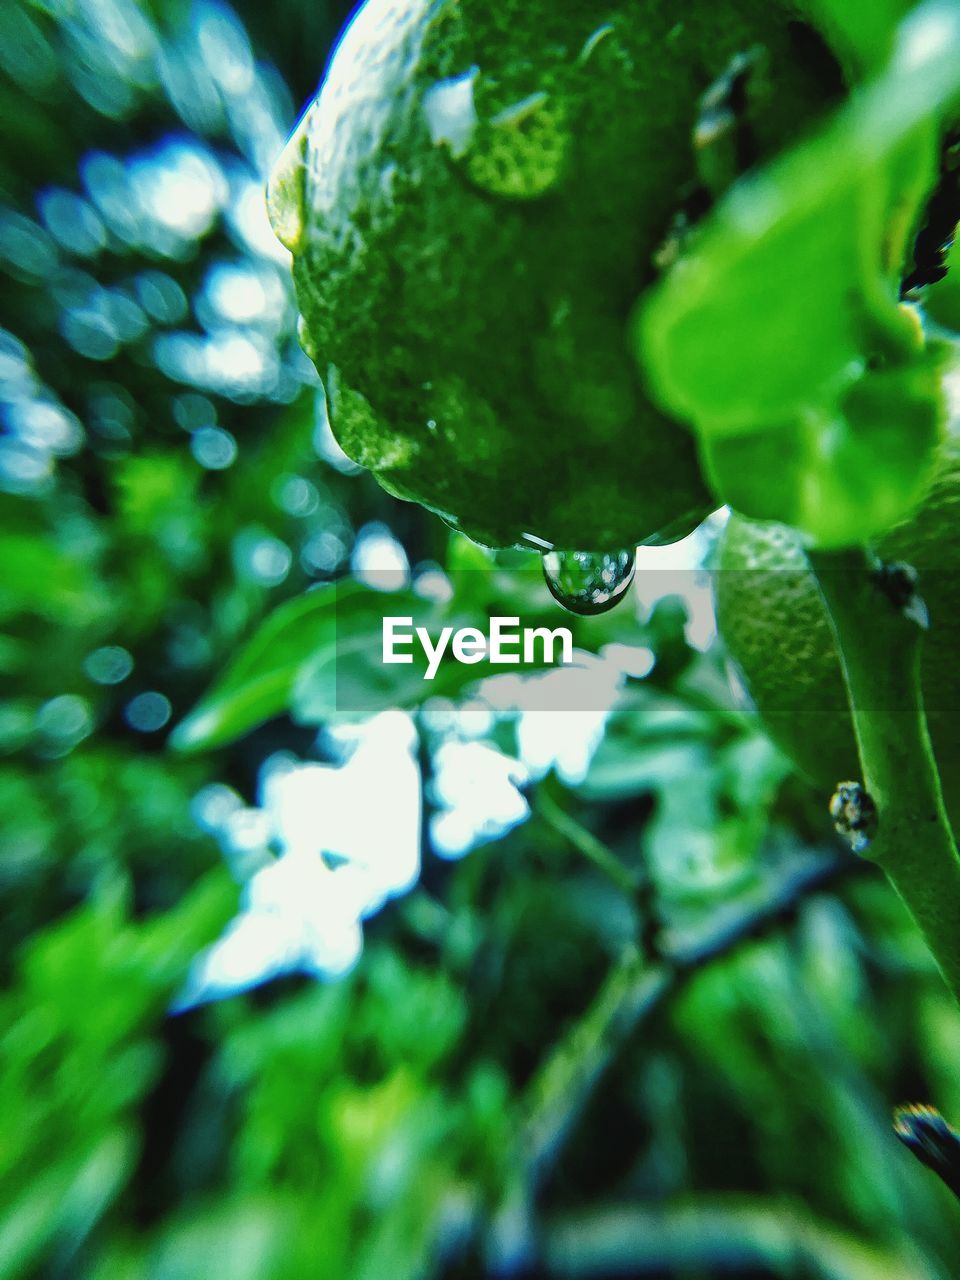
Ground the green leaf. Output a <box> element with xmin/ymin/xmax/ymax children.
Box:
<box><xmin>701</xmin><ymin>344</ymin><xmax>948</xmax><ymax>543</ymax></box>
<box><xmin>635</xmin><ymin>1</ymin><xmax>960</xmax><ymax>546</ymax></box>
<box><xmin>804</xmin><ymin>0</ymin><xmax>910</xmax><ymax>73</ymax></box>
<box><xmin>169</xmin><ymin>585</ymin><xmax>343</xmax><ymax>752</ymax></box>
<box><xmin>445</xmin><ymin>533</ymin><xmax>493</xmax><ymax>576</ymax></box>
<box><xmin>0</xmin><ymin>533</ymin><xmax>106</xmax><ymax>626</ymax></box>
<box><xmin>0</xmin><ymin>1131</ymin><xmax>135</xmax><ymax>1280</ymax></box>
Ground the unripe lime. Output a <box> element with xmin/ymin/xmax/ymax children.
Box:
<box><xmin>715</xmin><ymin>434</ymin><xmax>960</xmax><ymax>824</ymax></box>
<box><xmin>270</xmin><ymin>0</ymin><xmax>848</xmax><ymax>551</ymax></box>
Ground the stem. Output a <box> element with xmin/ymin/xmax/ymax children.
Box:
<box><xmin>541</xmin><ymin>1200</ymin><xmax>935</xmax><ymax>1279</ymax></box>
<box><xmin>485</xmin><ymin>855</ymin><xmax>850</xmax><ymax>1271</ymax></box>
<box><xmin>808</xmin><ymin>546</ymin><xmax>960</xmax><ymax>1001</ymax></box>
<box><xmin>536</xmin><ymin>789</ymin><xmax>639</xmax><ymax>899</ymax></box>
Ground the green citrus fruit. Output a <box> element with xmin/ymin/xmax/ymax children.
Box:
<box><xmin>269</xmin><ymin>0</ymin><xmax>849</xmax><ymax>551</ymax></box>
<box><xmin>715</xmin><ymin>432</ymin><xmax>960</xmax><ymax>823</ymax></box>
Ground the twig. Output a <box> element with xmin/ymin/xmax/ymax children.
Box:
<box><xmin>536</xmin><ymin>789</ymin><xmax>640</xmax><ymax>899</ymax></box>
<box><xmin>521</xmin><ymin>853</ymin><xmax>849</xmax><ymax>1183</ymax></box>
<box><xmin>541</xmin><ymin>1198</ymin><xmax>941</xmax><ymax>1279</ymax></box>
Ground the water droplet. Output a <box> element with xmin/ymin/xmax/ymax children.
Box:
<box><xmin>542</xmin><ymin>549</ymin><xmax>635</xmax><ymax>616</ymax></box>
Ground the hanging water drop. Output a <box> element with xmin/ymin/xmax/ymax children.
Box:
<box><xmin>542</xmin><ymin>548</ymin><xmax>635</xmax><ymax>615</ymax></box>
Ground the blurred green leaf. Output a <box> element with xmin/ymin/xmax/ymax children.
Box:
<box><xmin>91</xmin><ymin>1197</ymin><xmax>298</xmax><ymax>1280</ymax></box>
<box><xmin>636</xmin><ymin>1</ymin><xmax>960</xmax><ymax>545</ymax></box>
<box><xmin>700</xmin><ymin>345</ymin><xmax>948</xmax><ymax>543</ymax></box>
<box><xmin>0</xmin><ymin>532</ymin><xmax>106</xmax><ymax>626</ymax></box>
<box><xmin>0</xmin><ymin>1131</ymin><xmax>136</xmax><ymax>1280</ymax></box>
<box><xmin>806</xmin><ymin>0</ymin><xmax>911</xmax><ymax>72</ymax></box>
<box><xmin>0</xmin><ymin>873</ymin><xmax>234</xmax><ymax>1278</ymax></box>
<box><xmin>170</xmin><ymin>585</ymin><xmax>343</xmax><ymax>752</ymax></box>
<box><xmin>113</xmin><ymin>455</ymin><xmax>191</xmax><ymax>518</ymax></box>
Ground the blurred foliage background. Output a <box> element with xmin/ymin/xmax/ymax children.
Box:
<box><xmin>3</xmin><ymin>2</ymin><xmax>960</xmax><ymax>1277</ymax></box>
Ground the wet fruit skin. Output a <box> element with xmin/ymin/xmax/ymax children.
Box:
<box><xmin>272</xmin><ymin>0</ymin><xmax>848</xmax><ymax>551</ymax></box>
<box><xmin>715</xmin><ymin>431</ymin><xmax>960</xmax><ymax>827</ymax></box>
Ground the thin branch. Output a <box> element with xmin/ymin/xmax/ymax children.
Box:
<box><xmin>520</xmin><ymin>853</ymin><xmax>850</xmax><ymax>1184</ymax></box>
<box><xmin>536</xmin><ymin>789</ymin><xmax>640</xmax><ymax>899</ymax></box>
<box><xmin>541</xmin><ymin>1198</ymin><xmax>941</xmax><ymax>1279</ymax></box>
